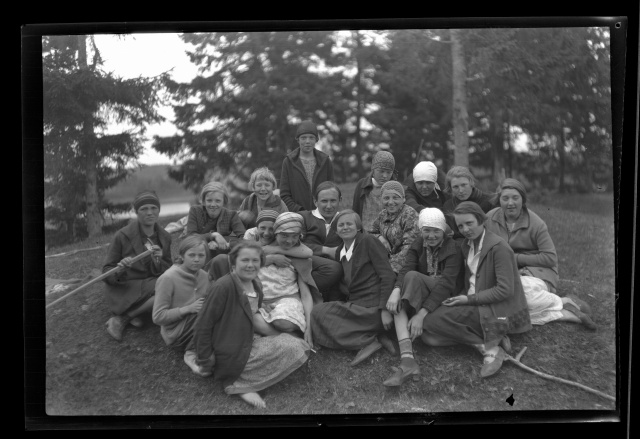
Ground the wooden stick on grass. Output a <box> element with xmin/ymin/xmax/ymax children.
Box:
<box><xmin>505</xmin><ymin>347</ymin><xmax>615</xmax><ymax>402</ymax></box>
<box><xmin>45</xmin><ymin>244</ymin><xmax>109</xmax><ymax>258</ymax></box>
<box><xmin>46</xmin><ymin>249</ymin><xmax>153</xmax><ymax>310</ymax></box>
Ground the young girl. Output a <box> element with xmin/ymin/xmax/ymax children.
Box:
<box><xmin>237</xmin><ymin>167</ymin><xmax>288</xmax><ymax>229</ymax></box>
<box><xmin>190</xmin><ymin>241</ymin><xmax>310</xmax><ymax>409</ymax></box>
<box><xmin>152</xmin><ymin>236</ymin><xmax>210</xmax><ymax>363</ymax></box>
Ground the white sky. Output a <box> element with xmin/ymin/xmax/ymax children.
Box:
<box><xmin>94</xmin><ymin>33</ymin><xmax>197</xmax><ymax>165</ymax></box>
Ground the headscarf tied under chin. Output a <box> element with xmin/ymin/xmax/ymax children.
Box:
<box><xmin>413</xmin><ymin>161</ymin><xmax>441</xmax><ymax>191</ymax></box>
<box><xmin>418</xmin><ymin>208</ymin><xmax>447</xmax><ymax>232</ymax></box>
<box><xmin>499</xmin><ymin>178</ymin><xmax>527</xmax><ymax>207</ymax></box>
<box><xmin>273</xmin><ymin>212</ymin><xmax>304</xmax><ymax>235</ymax></box>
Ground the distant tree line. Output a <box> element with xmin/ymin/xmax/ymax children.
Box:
<box><xmin>43</xmin><ymin>27</ymin><xmax>612</xmax><ymax>245</ymax></box>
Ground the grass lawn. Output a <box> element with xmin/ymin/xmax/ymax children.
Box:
<box><xmin>44</xmin><ymin>184</ymin><xmax>618</xmax><ymax>416</ymax></box>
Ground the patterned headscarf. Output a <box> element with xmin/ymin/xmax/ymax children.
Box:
<box><xmin>273</xmin><ymin>212</ymin><xmax>304</xmax><ymax>234</ymax></box>
<box><xmin>133</xmin><ymin>190</ymin><xmax>160</xmax><ymax>212</ymax></box>
<box><xmin>381</xmin><ymin>180</ymin><xmax>405</xmax><ymax>198</ymax></box>
<box><xmin>256</xmin><ymin>210</ymin><xmax>279</xmax><ymax>226</ymax></box>
<box><xmin>413</xmin><ymin>161</ymin><xmax>441</xmax><ymax>190</ymax></box>
<box><xmin>371</xmin><ymin>151</ymin><xmax>395</xmax><ymax>171</ymax></box>
<box><xmin>418</xmin><ymin>208</ymin><xmax>447</xmax><ymax>232</ymax></box>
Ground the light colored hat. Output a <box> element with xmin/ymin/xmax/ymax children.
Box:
<box><xmin>371</xmin><ymin>151</ymin><xmax>395</xmax><ymax>171</ymax></box>
<box><xmin>413</xmin><ymin>161</ymin><xmax>441</xmax><ymax>190</ymax></box>
<box><xmin>381</xmin><ymin>180</ymin><xmax>405</xmax><ymax>197</ymax></box>
<box><xmin>273</xmin><ymin>212</ymin><xmax>304</xmax><ymax>234</ymax></box>
<box><xmin>418</xmin><ymin>208</ymin><xmax>447</xmax><ymax>232</ymax></box>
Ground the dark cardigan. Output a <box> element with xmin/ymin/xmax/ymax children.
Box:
<box><xmin>185</xmin><ymin>205</ymin><xmax>246</xmax><ymax>243</ymax></box>
<box><xmin>402</xmin><ymin>174</ymin><xmax>447</xmax><ymax>213</ymax></box>
<box><xmin>462</xmin><ymin>229</ymin><xmax>532</xmax><ymax>342</ymax></box>
<box><xmin>192</xmin><ymin>273</ymin><xmax>264</xmax><ymax>389</ymax></box>
<box><xmin>334</xmin><ymin>232</ymin><xmax>396</xmax><ymax>309</ymax></box>
<box><xmin>280</xmin><ymin>147</ymin><xmax>334</xmax><ymax>212</ymax></box>
<box><xmin>394</xmin><ymin>236</ymin><xmax>465</xmax><ymax>313</ymax></box>
<box><xmin>300</xmin><ymin>210</ymin><xmax>343</xmax><ymax>256</ymax></box>
<box><xmin>102</xmin><ymin>220</ymin><xmax>173</xmax><ymax>315</ymax></box>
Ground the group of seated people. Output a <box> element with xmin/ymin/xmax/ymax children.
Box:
<box><xmin>101</xmin><ymin>120</ymin><xmax>596</xmax><ymax>409</ymax></box>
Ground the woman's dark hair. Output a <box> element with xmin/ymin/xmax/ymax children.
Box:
<box><xmin>314</xmin><ymin>181</ymin><xmax>342</xmax><ymax>201</ymax></box>
<box><xmin>332</xmin><ymin>209</ymin><xmax>362</xmax><ymax>232</ymax></box>
<box><xmin>452</xmin><ymin>201</ymin><xmax>487</xmax><ymax>225</ymax></box>
<box><xmin>228</xmin><ymin>240</ymin><xmax>265</xmax><ymax>268</ymax></box>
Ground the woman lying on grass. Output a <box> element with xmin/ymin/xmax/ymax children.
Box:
<box><xmin>152</xmin><ymin>236</ymin><xmax>210</xmax><ymax>363</ymax></box>
<box><xmin>484</xmin><ymin>178</ymin><xmax>596</xmax><ymax>329</ymax></box>
<box><xmin>190</xmin><ymin>240</ymin><xmax>311</xmax><ymax>409</ymax></box>
<box><xmin>102</xmin><ymin>190</ymin><xmax>173</xmax><ymax>342</ymax></box>
<box><xmin>383</xmin><ymin>208</ymin><xmax>465</xmax><ymax>386</ymax></box>
<box><xmin>422</xmin><ymin>201</ymin><xmax>532</xmax><ymax>378</ymax></box>
<box><xmin>311</xmin><ymin>210</ymin><xmax>397</xmax><ymax>367</ymax></box>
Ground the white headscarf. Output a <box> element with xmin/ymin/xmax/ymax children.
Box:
<box><xmin>418</xmin><ymin>208</ymin><xmax>447</xmax><ymax>232</ymax></box>
<box><xmin>413</xmin><ymin>161</ymin><xmax>441</xmax><ymax>190</ymax></box>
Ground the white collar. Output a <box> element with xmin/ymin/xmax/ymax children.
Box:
<box><xmin>339</xmin><ymin>239</ymin><xmax>356</xmax><ymax>261</ymax></box>
<box><xmin>312</xmin><ymin>208</ymin><xmax>339</xmax><ymax>225</ymax></box>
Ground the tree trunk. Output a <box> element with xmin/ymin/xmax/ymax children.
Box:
<box><xmin>558</xmin><ymin>130</ymin><xmax>566</xmax><ymax>193</ymax></box>
<box><xmin>78</xmin><ymin>35</ymin><xmax>102</xmax><ymax>237</ymax></box>
<box><xmin>492</xmin><ymin>108</ymin><xmax>505</xmax><ymax>184</ymax></box>
<box><xmin>450</xmin><ymin>29</ymin><xmax>469</xmax><ymax>167</ymax></box>
<box><xmin>353</xmin><ymin>31</ymin><xmax>364</xmax><ymax>176</ymax></box>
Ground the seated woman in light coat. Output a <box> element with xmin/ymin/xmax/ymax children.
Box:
<box><xmin>484</xmin><ymin>178</ymin><xmax>595</xmax><ymax>329</ymax></box>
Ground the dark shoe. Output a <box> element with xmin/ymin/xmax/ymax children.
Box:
<box><xmin>350</xmin><ymin>340</ymin><xmax>382</xmax><ymax>366</ymax></box>
<box><xmin>499</xmin><ymin>335</ymin><xmax>512</xmax><ymax>353</ymax></box>
<box><xmin>563</xmin><ymin>303</ymin><xmax>597</xmax><ymax>330</ymax></box>
<box><xmin>565</xmin><ymin>295</ymin><xmax>593</xmax><ymax>316</ymax></box>
<box><xmin>129</xmin><ymin>316</ymin><xmax>144</xmax><ymax>328</ymax></box>
<box><xmin>378</xmin><ymin>333</ymin><xmax>398</xmax><ymax>357</ymax></box>
<box><xmin>383</xmin><ymin>359</ymin><xmax>420</xmax><ymax>386</ymax></box>
<box><xmin>480</xmin><ymin>347</ymin><xmax>506</xmax><ymax>378</ymax></box>
<box><xmin>106</xmin><ymin>315</ymin><xmax>131</xmax><ymax>341</ymax></box>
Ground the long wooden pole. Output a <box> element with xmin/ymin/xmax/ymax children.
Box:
<box><xmin>46</xmin><ymin>249</ymin><xmax>153</xmax><ymax>309</ymax></box>
<box><xmin>505</xmin><ymin>347</ymin><xmax>615</xmax><ymax>402</ymax></box>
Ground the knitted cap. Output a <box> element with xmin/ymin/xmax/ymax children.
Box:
<box><xmin>256</xmin><ymin>210</ymin><xmax>279</xmax><ymax>226</ymax></box>
<box><xmin>200</xmin><ymin>181</ymin><xmax>228</xmax><ymax>204</ymax></box>
<box><xmin>133</xmin><ymin>190</ymin><xmax>160</xmax><ymax>212</ymax></box>
<box><xmin>295</xmin><ymin>120</ymin><xmax>319</xmax><ymax>139</ymax></box>
<box><xmin>418</xmin><ymin>208</ymin><xmax>447</xmax><ymax>232</ymax></box>
<box><xmin>413</xmin><ymin>161</ymin><xmax>439</xmax><ymax>183</ymax></box>
<box><xmin>371</xmin><ymin>151</ymin><xmax>395</xmax><ymax>171</ymax></box>
<box><xmin>274</xmin><ymin>212</ymin><xmax>304</xmax><ymax>234</ymax></box>
<box><xmin>381</xmin><ymin>180</ymin><xmax>405</xmax><ymax>197</ymax></box>
<box><xmin>499</xmin><ymin>178</ymin><xmax>527</xmax><ymax>206</ymax></box>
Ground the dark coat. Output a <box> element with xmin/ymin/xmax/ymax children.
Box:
<box><xmin>402</xmin><ymin>174</ymin><xmax>447</xmax><ymax>213</ymax></box>
<box><xmin>185</xmin><ymin>205</ymin><xmax>246</xmax><ymax>244</ymax></box>
<box><xmin>351</xmin><ymin>172</ymin><xmax>397</xmax><ymax>218</ymax></box>
<box><xmin>462</xmin><ymin>229</ymin><xmax>532</xmax><ymax>342</ymax></box>
<box><xmin>395</xmin><ymin>236</ymin><xmax>465</xmax><ymax>313</ymax></box>
<box><xmin>237</xmin><ymin>193</ymin><xmax>288</xmax><ymax>229</ymax></box>
<box><xmin>335</xmin><ymin>232</ymin><xmax>396</xmax><ymax>309</ymax></box>
<box><xmin>280</xmin><ymin>147</ymin><xmax>334</xmax><ymax>212</ymax></box>
<box><xmin>443</xmin><ymin>187</ymin><xmax>496</xmax><ymax>240</ymax></box>
<box><xmin>102</xmin><ymin>220</ymin><xmax>173</xmax><ymax>315</ymax></box>
<box><xmin>192</xmin><ymin>273</ymin><xmax>264</xmax><ymax>389</ymax></box>
<box><xmin>300</xmin><ymin>210</ymin><xmax>343</xmax><ymax>256</ymax></box>
<box><xmin>485</xmin><ymin>206</ymin><xmax>559</xmax><ymax>290</ymax></box>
